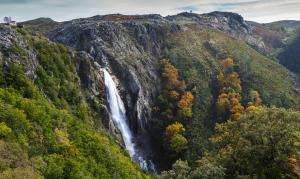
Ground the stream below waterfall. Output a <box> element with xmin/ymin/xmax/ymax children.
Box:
<box><xmin>103</xmin><ymin>68</ymin><xmax>155</xmax><ymax>171</ymax></box>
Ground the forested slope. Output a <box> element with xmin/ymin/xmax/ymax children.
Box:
<box><xmin>0</xmin><ymin>26</ymin><xmax>149</xmax><ymax>178</ymax></box>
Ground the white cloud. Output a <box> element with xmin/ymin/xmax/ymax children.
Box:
<box><xmin>0</xmin><ymin>0</ymin><xmax>299</xmax><ymax>23</ymax></box>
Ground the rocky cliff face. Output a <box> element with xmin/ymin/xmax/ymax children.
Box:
<box><xmin>0</xmin><ymin>25</ymin><xmax>39</xmax><ymax>79</ymax></box>
<box><xmin>46</xmin><ymin>14</ymin><xmax>181</xmax><ymax>133</ymax></box>
<box><xmin>167</xmin><ymin>11</ymin><xmax>251</xmax><ymax>34</ymax></box>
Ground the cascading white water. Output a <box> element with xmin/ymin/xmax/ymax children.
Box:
<box><xmin>103</xmin><ymin>69</ymin><xmax>151</xmax><ymax>170</ymax></box>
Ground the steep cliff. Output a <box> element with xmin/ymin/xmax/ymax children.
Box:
<box><xmin>46</xmin><ymin>14</ymin><xmax>178</xmax><ymax>133</ymax></box>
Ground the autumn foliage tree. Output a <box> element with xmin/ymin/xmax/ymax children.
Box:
<box><xmin>216</xmin><ymin>58</ymin><xmax>262</xmax><ymax>120</ymax></box>
<box><xmin>160</xmin><ymin>59</ymin><xmax>186</xmax><ymax>92</ymax></box>
<box><xmin>178</xmin><ymin>92</ymin><xmax>194</xmax><ymax>118</ymax></box>
<box><xmin>178</xmin><ymin>92</ymin><xmax>194</xmax><ymax>109</ymax></box>
<box><xmin>153</xmin><ymin>59</ymin><xmax>193</xmax><ymax>156</ymax></box>
<box><xmin>164</xmin><ymin>122</ymin><xmax>187</xmax><ymax>153</ymax></box>
<box><xmin>217</xmin><ymin>58</ymin><xmax>241</xmax><ymax>93</ymax></box>
<box><xmin>165</xmin><ymin>122</ymin><xmax>185</xmax><ymax>140</ymax></box>
<box><xmin>154</xmin><ymin>59</ymin><xmax>194</xmax><ymax>122</ymax></box>
<box><xmin>216</xmin><ymin>58</ymin><xmax>243</xmax><ymax>120</ymax></box>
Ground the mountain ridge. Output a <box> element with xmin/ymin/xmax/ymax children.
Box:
<box><xmin>22</xmin><ymin>11</ymin><xmax>300</xmax><ymax>57</ymax></box>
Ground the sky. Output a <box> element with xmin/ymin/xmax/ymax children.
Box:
<box><xmin>1</xmin><ymin>0</ymin><xmax>300</xmax><ymax>23</ymax></box>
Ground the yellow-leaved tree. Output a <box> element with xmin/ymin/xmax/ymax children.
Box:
<box><xmin>165</xmin><ymin>122</ymin><xmax>187</xmax><ymax>154</ymax></box>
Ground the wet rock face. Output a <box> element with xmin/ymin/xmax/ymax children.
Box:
<box><xmin>107</xmin><ymin>55</ymin><xmax>155</xmax><ymax>132</ymax></box>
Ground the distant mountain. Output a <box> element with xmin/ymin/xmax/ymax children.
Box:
<box><xmin>20</xmin><ymin>17</ymin><xmax>60</xmax><ymax>33</ymax></box>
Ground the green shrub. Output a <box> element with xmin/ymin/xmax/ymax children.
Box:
<box><xmin>0</xmin><ymin>123</ymin><xmax>11</xmax><ymax>138</ymax></box>
<box><xmin>7</xmin><ymin>45</ymin><xmax>26</xmax><ymax>58</ymax></box>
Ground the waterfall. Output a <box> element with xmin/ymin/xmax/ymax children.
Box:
<box><xmin>103</xmin><ymin>69</ymin><xmax>154</xmax><ymax>171</ymax></box>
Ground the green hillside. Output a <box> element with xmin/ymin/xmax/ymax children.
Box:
<box><xmin>159</xmin><ymin>27</ymin><xmax>300</xmax><ymax>163</ymax></box>
<box><xmin>0</xmin><ymin>28</ymin><xmax>149</xmax><ymax>178</ymax></box>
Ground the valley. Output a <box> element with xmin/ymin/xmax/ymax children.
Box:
<box><xmin>1</xmin><ymin>11</ymin><xmax>300</xmax><ymax>178</ymax></box>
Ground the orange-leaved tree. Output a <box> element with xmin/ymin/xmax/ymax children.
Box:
<box><xmin>216</xmin><ymin>58</ymin><xmax>262</xmax><ymax>120</ymax></box>
<box><xmin>216</xmin><ymin>58</ymin><xmax>243</xmax><ymax>120</ymax></box>
<box><xmin>178</xmin><ymin>91</ymin><xmax>194</xmax><ymax>118</ymax></box>
<box><xmin>155</xmin><ymin>59</ymin><xmax>194</xmax><ymax>122</ymax></box>
<box><xmin>153</xmin><ymin>59</ymin><xmax>193</xmax><ymax>156</ymax></box>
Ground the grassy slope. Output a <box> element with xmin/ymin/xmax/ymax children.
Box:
<box><xmin>0</xmin><ymin>28</ymin><xmax>149</xmax><ymax>178</ymax></box>
<box><xmin>163</xmin><ymin>28</ymin><xmax>300</xmax><ymax>162</ymax></box>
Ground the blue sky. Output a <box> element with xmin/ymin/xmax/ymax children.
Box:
<box><xmin>1</xmin><ymin>0</ymin><xmax>300</xmax><ymax>23</ymax></box>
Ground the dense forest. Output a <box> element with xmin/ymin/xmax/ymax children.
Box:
<box><xmin>156</xmin><ymin>59</ymin><xmax>300</xmax><ymax>178</ymax></box>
